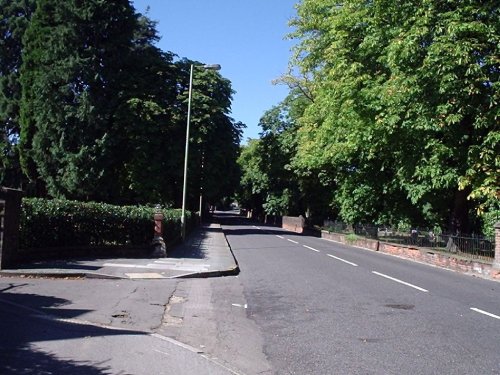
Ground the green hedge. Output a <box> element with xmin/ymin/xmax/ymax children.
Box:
<box><xmin>20</xmin><ymin>198</ymin><xmax>193</xmax><ymax>249</ymax></box>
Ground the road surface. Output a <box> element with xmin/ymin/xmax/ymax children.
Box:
<box><xmin>218</xmin><ymin>212</ymin><xmax>499</xmax><ymax>374</ymax></box>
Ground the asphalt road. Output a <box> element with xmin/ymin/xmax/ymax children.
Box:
<box><xmin>0</xmin><ymin>279</ymin><xmax>236</xmax><ymax>375</ymax></box>
<box><xmin>219</xmin><ymin>213</ymin><xmax>500</xmax><ymax>375</ymax></box>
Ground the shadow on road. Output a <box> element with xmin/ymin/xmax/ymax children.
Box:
<box><xmin>212</xmin><ymin>211</ymin><xmax>309</xmax><ymax>237</ymax></box>
<box><xmin>0</xmin><ymin>283</ymin><xmax>144</xmax><ymax>374</ymax></box>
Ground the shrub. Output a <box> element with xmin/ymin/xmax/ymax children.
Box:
<box><xmin>345</xmin><ymin>233</ymin><xmax>360</xmax><ymax>243</ymax></box>
<box><xmin>20</xmin><ymin>198</ymin><xmax>193</xmax><ymax>249</ymax></box>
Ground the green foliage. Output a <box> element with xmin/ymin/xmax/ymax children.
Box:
<box><xmin>345</xmin><ymin>233</ymin><xmax>360</xmax><ymax>243</ymax></box>
<box><xmin>263</xmin><ymin>189</ymin><xmax>293</xmax><ymax>216</ymax></box>
<box><xmin>480</xmin><ymin>204</ymin><xmax>500</xmax><ymax>237</ymax></box>
<box><xmin>237</xmin><ymin>88</ymin><xmax>325</xmax><ymax>219</ymax></box>
<box><xmin>0</xmin><ymin>0</ymin><xmax>243</xmax><ymax>210</ymax></box>
<box><xmin>19</xmin><ymin>0</ymin><xmax>140</xmax><ymax>200</ymax></box>
<box><xmin>20</xmin><ymin>198</ymin><xmax>189</xmax><ymax>249</ymax></box>
<box><xmin>287</xmin><ymin>0</ymin><xmax>499</xmax><ymax>233</ymax></box>
<box><xmin>0</xmin><ymin>0</ymin><xmax>36</xmax><ymax>187</ymax></box>
<box><xmin>237</xmin><ymin>105</ymin><xmax>298</xmax><ymax>217</ymax></box>
<box><xmin>237</xmin><ymin>139</ymin><xmax>267</xmax><ymax>216</ymax></box>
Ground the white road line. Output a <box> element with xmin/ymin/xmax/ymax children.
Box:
<box><xmin>321</xmin><ymin>237</ymin><xmax>342</xmax><ymax>244</ymax></box>
<box><xmin>154</xmin><ymin>349</ymin><xmax>171</xmax><ymax>356</ymax></box>
<box><xmin>303</xmin><ymin>245</ymin><xmax>320</xmax><ymax>253</ymax></box>
<box><xmin>200</xmin><ymin>354</ymin><xmax>245</xmax><ymax>375</ymax></box>
<box><xmin>372</xmin><ymin>271</ymin><xmax>428</xmax><ymax>292</ymax></box>
<box><xmin>471</xmin><ymin>308</ymin><xmax>500</xmax><ymax>320</ymax></box>
<box><xmin>252</xmin><ymin>225</ymin><xmax>261</xmax><ymax>229</ymax></box>
<box><xmin>151</xmin><ymin>333</ymin><xmax>204</xmax><ymax>353</ymax></box>
<box><xmin>326</xmin><ymin>254</ymin><xmax>358</xmax><ymax>267</ymax></box>
<box><xmin>287</xmin><ymin>239</ymin><xmax>299</xmax><ymax>244</ymax></box>
<box><xmin>231</xmin><ymin>303</ymin><xmax>248</xmax><ymax>309</ymax></box>
<box><xmin>276</xmin><ymin>235</ymin><xmax>284</xmax><ymax>239</ymax></box>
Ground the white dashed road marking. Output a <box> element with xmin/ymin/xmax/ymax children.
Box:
<box><xmin>287</xmin><ymin>239</ymin><xmax>299</xmax><ymax>244</ymax></box>
<box><xmin>326</xmin><ymin>254</ymin><xmax>358</xmax><ymax>266</ymax></box>
<box><xmin>470</xmin><ymin>308</ymin><xmax>500</xmax><ymax>320</ymax></box>
<box><xmin>231</xmin><ymin>303</ymin><xmax>248</xmax><ymax>309</ymax></box>
<box><xmin>276</xmin><ymin>235</ymin><xmax>284</xmax><ymax>239</ymax></box>
<box><xmin>303</xmin><ymin>245</ymin><xmax>320</xmax><ymax>253</ymax></box>
<box><xmin>372</xmin><ymin>271</ymin><xmax>428</xmax><ymax>292</ymax></box>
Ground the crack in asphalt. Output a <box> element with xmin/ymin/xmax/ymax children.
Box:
<box><xmin>153</xmin><ymin>282</ymin><xmax>186</xmax><ymax>332</ymax></box>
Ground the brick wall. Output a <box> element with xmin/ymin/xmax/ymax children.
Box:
<box><xmin>493</xmin><ymin>222</ymin><xmax>500</xmax><ymax>278</ymax></box>
<box><xmin>319</xmin><ymin>230</ymin><xmax>499</xmax><ymax>281</ymax></box>
<box><xmin>282</xmin><ymin>215</ymin><xmax>306</xmax><ymax>234</ymax></box>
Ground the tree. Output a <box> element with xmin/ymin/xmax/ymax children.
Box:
<box><xmin>237</xmin><ymin>139</ymin><xmax>267</xmax><ymax>218</ymax></box>
<box><xmin>289</xmin><ymin>0</ymin><xmax>499</xmax><ymax>232</ymax></box>
<box><xmin>0</xmin><ymin>0</ymin><xmax>36</xmax><ymax>187</ymax></box>
<box><xmin>14</xmin><ymin>0</ymin><xmax>243</xmax><ymax>209</ymax></box>
<box><xmin>114</xmin><ymin>14</ymin><xmax>182</xmax><ymax>205</ymax></box>
<box><xmin>237</xmin><ymin>91</ymin><xmax>318</xmax><ymax>220</ymax></box>
<box><xmin>19</xmin><ymin>0</ymin><xmax>143</xmax><ymax>201</ymax></box>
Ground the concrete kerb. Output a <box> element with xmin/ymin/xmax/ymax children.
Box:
<box><xmin>0</xmin><ymin>269</ymin><xmax>126</xmax><ymax>280</ymax></box>
<box><xmin>172</xmin><ymin>266</ymin><xmax>240</xmax><ymax>279</ymax></box>
<box><xmin>0</xmin><ymin>262</ymin><xmax>239</xmax><ymax>281</ymax></box>
<box><xmin>171</xmin><ymin>227</ymin><xmax>240</xmax><ymax>279</ymax></box>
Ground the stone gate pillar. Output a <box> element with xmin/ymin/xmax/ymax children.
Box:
<box><xmin>494</xmin><ymin>222</ymin><xmax>500</xmax><ymax>272</ymax></box>
<box><xmin>0</xmin><ymin>187</ymin><xmax>23</xmax><ymax>269</ymax></box>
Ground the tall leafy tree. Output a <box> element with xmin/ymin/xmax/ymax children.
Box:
<box><xmin>0</xmin><ymin>0</ymin><xmax>36</xmax><ymax>187</ymax></box>
<box><xmin>237</xmin><ymin>91</ymin><xmax>320</xmax><ymax>220</ymax></box>
<box><xmin>20</xmin><ymin>0</ymin><xmax>145</xmax><ymax>201</ymax></box>
<box><xmin>290</xmin><ymin>0</ymin><xmax>499</xmax><ymax>232</ymax></box>
<box><xmin>237</xmin><ymin>139</ymin><xmax>267</xmax><ymax>218</ymax></box>
<box><xmin>0</xmin><ymin>0</ymin><xmax>243</xmax><ymax>212</ymax></box>
<box><xmin>115</xmin><ymin>14</ymin><xmax>182</xmax><ymax>205</ymax></box>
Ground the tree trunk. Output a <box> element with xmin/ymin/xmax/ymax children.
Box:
<box><xmin>449</xmin><ymin>189</ymin><xmax>471</xmax><ymax>234</ymax></box>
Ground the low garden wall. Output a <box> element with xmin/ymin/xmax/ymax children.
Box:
<box><xmin>320</xmin><ymin>229</ymin><xmax>499</xmax><ymax>280</ymax></box>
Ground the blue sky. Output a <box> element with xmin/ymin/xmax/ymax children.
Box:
<box><xmin>131</xmin><ymin>0</ymin><xmax>298</xmax><ymax>142</ymax></box>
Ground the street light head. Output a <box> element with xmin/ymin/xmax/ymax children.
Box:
<box><xmin>203</xmin><ymin>64</ymin><xmax>221</xmax><ymax>71</ymax></box>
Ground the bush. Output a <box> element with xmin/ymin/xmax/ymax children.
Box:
<box><xmin>20</xmin><ymin>198</ymin><xmax>193</xmax><ymax>249</ymax></box>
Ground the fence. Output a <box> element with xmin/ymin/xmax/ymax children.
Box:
<box><xmin>323</xmin><ymin>220</ymin><xmax>495</xmax><ymax>262</ymax></box>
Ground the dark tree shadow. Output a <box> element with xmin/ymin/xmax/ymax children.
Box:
<box><xmin>211</xmin><ymin>212</ymin><xmax>307</xmax><ymax>237</ymax></box>
<box><xmin>0</xmin><ymin>348</ymin><xmax>116</xmax><ymax>375</ymax></box>
<box><xmin>168</xmin><ymin>230</ymin><xmax>210</xmax><ymax>259</ymax></box>
<box><xmin>0</xmin><ymin>284</ymin><xmax>144</xmax><ymax>374</ymax></box>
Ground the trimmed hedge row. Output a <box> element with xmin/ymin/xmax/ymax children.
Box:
<box><xmin>20</xmin><ymin>198</ymin><xmax>193</xmax><ymax>249</ymax></box>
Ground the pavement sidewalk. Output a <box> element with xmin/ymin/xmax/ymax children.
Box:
<box><xmin>0</xmin><ymin>223</ymin><xmax>239</xmax><ymax>280</ymax></box>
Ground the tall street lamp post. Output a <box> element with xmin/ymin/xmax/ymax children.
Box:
<box><xmin>181</xmin><ymin>63</ymin><xmax>221</xmax><ymax>241</ymax></box>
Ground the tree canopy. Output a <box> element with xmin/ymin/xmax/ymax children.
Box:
<box><xmin>1</xmin><ymin>0</ymin><xmax>243</xmax><ymax>210</ymax></box>
<box><xmin>239</xmin><ymin>0</ymin><xmax>499</xmax><ymax>234</ymax></box>
<box><xmin>0</xmin><ymin>0</ymin><xmax>35</xmax><ymax>187</ymax></box>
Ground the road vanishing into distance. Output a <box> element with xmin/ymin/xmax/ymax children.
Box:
<box><xmin>218</xmin><ymin>212</ymin><xmax>500</xmax><ymax>374</ymax></box>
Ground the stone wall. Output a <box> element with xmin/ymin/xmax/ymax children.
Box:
<box><xmin>282</xmin><ymin>215</ymin><xmax>306</xmax><ymax>234</ymax></box>
<box><xmin>321</xmin><ymin>231</ymin><xmax>379</xmax><ymax>251</ymax></box>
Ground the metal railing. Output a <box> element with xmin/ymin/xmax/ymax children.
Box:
<box><xmin>323</xmin><ymin>220</ymin><xmax>495</xmax><ymax>262</ymax></box>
